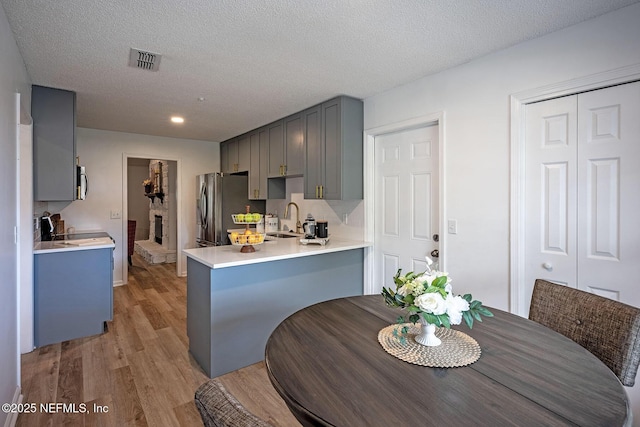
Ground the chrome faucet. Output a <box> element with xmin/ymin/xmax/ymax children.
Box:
<box><xmin>284</xmin><ymin>202</ymin><xmax>302</xmax><ymax>234</ymax></box>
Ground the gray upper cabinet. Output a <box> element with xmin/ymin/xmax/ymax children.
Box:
<box><xmin>237</xmin><ymin>134</ymin><xmax>251</xmax><ymax>172</ymax></box>
<box><xmin>32</xmin><ymin>85</ymin><xmax>77</xmax><ymax>201</ymax></box>
<box><xmin>267</xmin><ymin>120</ymin><xmax>285</xmax><ymax>177</ymax></box>
<box><xmin>305</xmin><ymin>96</ymin><xmax>363</xmax><ymax>200</ymax></box>
<box><xmin>220</xmin><ymin>140</ymin><xmax>230</xmax><ymax>173</ymax></box>
<box><xmin>221</xmin><ymin>136</ymin><xmax>250</xmax><ymax>173</ymax></box>
<box><xmin>249</xmin><ymin>127</ymin><xmax>268</xmax><ymax>200</ymax></box>
<box><xmin>303</xmin><ymin>105</ymin><xmax>322</xmax><ymax>199</ymax></box>
<box><xmin>284</xmin><ymin>113</ymin><xmax>304</xmax><ymax>176</ymax></box>
<box><xmin>219</xmin><ymin>95</ymin><xmax>362</xmax><ymax>200</ymax></box>
<box><xmin>268</xmin><ymin>115</ymin><xmax>304</xmax><ymax>177</ymax></box>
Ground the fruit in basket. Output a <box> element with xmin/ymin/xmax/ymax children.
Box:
<box><xmin>251</xmin><ymin>213</ymin><xmax>261</xmax><ymax>222</ymax></box>
<box><xmin>244</xmin><ymin>229</ymin><xmax>253</xmax><ymax>235</ymax></box>
<box><xmin>230</xmin><ymin>232</ymin><xmax>239</xmax><ymax>242</ymax></box>
<box><xmin>236</xmin><ymin>213</ymin><xmax>246</xmax><ymax>222</ymax></box>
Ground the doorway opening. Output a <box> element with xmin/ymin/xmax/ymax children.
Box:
<box><xmin>125</xmin><ymin>156</ymin><xmax>179</xmax><ymax>278</ymax></box>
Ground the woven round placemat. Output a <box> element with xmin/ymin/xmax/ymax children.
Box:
<box><xmin>378</xmin><ymin>323</ymin><xmax>481</xmax><ymax>368</ymax></box>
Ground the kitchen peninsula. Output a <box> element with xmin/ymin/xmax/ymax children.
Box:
<box><xmin>184</xmin><ymin>237</ymin><xmax>371</xmax><ymax>377</ymax></box>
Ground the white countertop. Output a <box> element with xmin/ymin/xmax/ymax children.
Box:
<box><xmin>34</xmin><ymin>237</ymin><xmax>116</xmax><ymax>254</ymax></box>
<box><xmin>183</xmin><ymin>236</ymin><xmax>372</xmax><ymax>269</ymax></box>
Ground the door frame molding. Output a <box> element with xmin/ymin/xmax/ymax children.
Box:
<box><xmin>363</xmin><ymin>112</ymin><xmax>446</xmax><ymax>295</ymax></box>
<box><xmin>509</xmin><ymin>63</ymin><xmax>640</xmax><ymax>316</ymax></box>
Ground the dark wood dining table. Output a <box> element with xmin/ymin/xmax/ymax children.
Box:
<box><xmin>265</xmin><ymin>295</ymin><xmax>631</xmax><ymax>427</ymax></box>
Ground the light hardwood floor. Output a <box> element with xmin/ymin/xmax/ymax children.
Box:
<box><xmin>18</xmin><ymin>253</ymin><xmax>300</xmax><ymax>426</ymax></box>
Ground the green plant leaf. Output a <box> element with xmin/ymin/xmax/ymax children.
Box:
<box><xmin>422</xmin><ymin>312</ymin><xmax>439</xmax><ymax>325</ymax></box>
<box><xmin>438</xmin><ymin>314</ymin><xmax>451</xmax><ymax>329</ymax></box>
<box><xmin>432</xmin><ymin>276</ymin><xmax>448</xmax><ymax>288</ymax></box>
<box><xmin>463</xmin><ymin>311</ymin><xmax>474</xmax><ymax>329</ymax></box>
<box><xmin>478</xmin><ymin>307</ymin><xmax>494</xmax><ymax>317</ymax></box>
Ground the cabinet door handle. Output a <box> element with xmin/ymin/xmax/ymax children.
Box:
<box><xmin>319</xmin><ymin>185</ymin><xmax>323</xmax><ymax>199</ymax></box>
<box><xmin>315</xmin><ymin>186</ymin><xmax>319</xmax><ymax>198</ymax></box>
<box><xmin>283</xmin><ymin>164</ymin><xmax>287</xmax><ymax>176</ymax></box>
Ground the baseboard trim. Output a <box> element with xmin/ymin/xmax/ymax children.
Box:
<box><xmin>3</xmin><ymin>386</ymin><xmax>22</xmax><ymax>427</ymax></box>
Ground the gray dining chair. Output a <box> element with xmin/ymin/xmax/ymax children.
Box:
<box><xmin>529</xmin><ymin>278</ymin><xmax>640</xmax><ymax>387</ymax></box>
<box><xmin>194</xmin><ymin>378</ymin><xmax>273</xmax><ymax>427</ymax></box>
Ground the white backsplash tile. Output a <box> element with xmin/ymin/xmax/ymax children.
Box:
<box><xmin>265</xmin><ymin>177</ymin><xmax>365</xmax><ymax>241</ymax></box>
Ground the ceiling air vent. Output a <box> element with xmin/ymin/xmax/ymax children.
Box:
<box><xmin>128</xmin><ymin>48</ymin><xmax>161</xmax><ymax>72</ymax></box>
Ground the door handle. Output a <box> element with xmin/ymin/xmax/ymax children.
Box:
<box><xmin>543</xmin><ymin>262</ymin><xmax>553</xmax><ymax>271</ymax></box>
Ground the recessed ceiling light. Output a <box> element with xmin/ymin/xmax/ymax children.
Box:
<box><xmin>171</xmin><ymin>116</ymin><xmax>184</xmax><ymax>124</ymax></box>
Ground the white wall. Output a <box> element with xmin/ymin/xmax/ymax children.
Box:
<box><xmin>0</xmin><ymin>3</ymin><xmax>31</xmax><ymax>424</ymax></box>
<box><xmin>58</xmin><ymin>128</ymin><xmax>219</xmax><ymax>283</ymax></box>
<box><xmin>364</xmin><ymin>5</ymin><xmax>640</xmax><ymax>423</ymax></box>
<box><xmin>364</xmin><ymin>3</ymin><xmax>640</xmax><ymax>310</ymax></box>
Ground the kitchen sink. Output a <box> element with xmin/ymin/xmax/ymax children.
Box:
<box><xmin>266</xmin><ymin>232</ymin><xmax>299</xmax><ymax>239</ymax></box>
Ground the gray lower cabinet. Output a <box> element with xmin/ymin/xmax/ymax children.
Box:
<box><xmin>34</xmin><ymin>247</ymin><xmax>114</xmax><ymax>347</ymax></box>
<box><xmin>304</xmin><ymin>96</ymin><xmax>364</xmax><ymax>200</ymax></box>
<box><xmin>187</xmin><ymin>248</ymin><xmax>364</xmax><ymax>377</ymax></box>
<box><xmin>32</xmin><ymin>85</ymin><xmax>77</xmax><ymax>202</ymax></box>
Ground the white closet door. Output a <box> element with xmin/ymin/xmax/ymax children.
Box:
<box><xmin>577</xmin><ymin>82</ymin><xmax>640</xmax><ymax>307</ymax></box>
<box><xmin>524</xmin><ymin>96</ymin><xmax>578</xmax><ymax>307</ymax></box>
<box><xmin>524</xmin><ymin>81</ymin><xmax>640</xmax><ymax>314</ymax></box>
<box><xmin>374</xmin><ymin>124</ymin><xmax>439</xmax><ymax>291</ymax></box>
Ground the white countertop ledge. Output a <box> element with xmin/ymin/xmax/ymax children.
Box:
<box><xmin>183</xmin><ymin>237</ymin><xmax>372</xmax><ymax>269</ymax></box>
<box><xmin>34</xmin><ymin>237</ymin><xmax>116</xmax><ymax>254</ymax></box>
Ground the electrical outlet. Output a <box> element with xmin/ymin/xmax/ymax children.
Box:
<box><xmin>448</xmin><ymin>219</ymin><xmax>458</xmax><ymax>234</ymax></box>
<box><xmin>110</xmin><ymin>209</ymin><xmax>122</xmax><ymax>219</ymax></box>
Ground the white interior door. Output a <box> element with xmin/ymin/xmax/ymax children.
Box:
<box><xmin>576</xmin><ymin>82</ymin><xmax>640</xmax><ymax>307</ymax></box>
<box><xmin>523</xmin><ymin>81</ymin><xmax>640</xmax><ymax>313</ymax></box>
<box><xmin>524</xmin><ymin>95</ymin><xmax>578</xmax><ymax>301</ymax></box>
<box><xmin>374</xmin><ymin>124</ymin><xmax>439</xmax><ymax>292</ymax></box>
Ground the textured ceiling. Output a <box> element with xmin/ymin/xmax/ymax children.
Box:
<box><xmin>1</xmin><ymin>0</ymin><xmax>637</xmax><ymax>142</ymax></box>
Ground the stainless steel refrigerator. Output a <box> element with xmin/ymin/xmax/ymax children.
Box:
<box><xmin>196</xmin><ymin>173</ymin><xmax>266</xmax><ymax>247</ymax></box>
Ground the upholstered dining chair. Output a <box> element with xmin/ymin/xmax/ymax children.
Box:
<box><xmin>127</xmin><ymin>220</ymin><xmax>136</xmax><ymax>266</ymax></box>
<box><xmin>529</xmin><ymin>278</ymin><xmax>640</xmax><ymax>387</ymax></box>
<box><xmin>195</xmin><ymin>378</ymin><xmax>273</xmax><ymax>427</ymax></box>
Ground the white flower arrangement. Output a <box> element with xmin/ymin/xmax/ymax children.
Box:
<box><xmin>382</xmin><ymin>258</ymin><xmax>493</xmax><ymax>330</ymax></box>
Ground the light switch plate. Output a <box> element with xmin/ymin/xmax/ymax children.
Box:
<box><xmin>447</xmin><ymin>219</ymin><xmax>457</xmax><ymax>234</ymax></box>
<box><xmin>110</xmin><ymin>209</ymin><xmax>122</xmax><ymax>219</ymax></box>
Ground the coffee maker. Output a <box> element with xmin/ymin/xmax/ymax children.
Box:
<box><xmin>40</xmin><ymin>213</ymin><xmax>54</xmax><ymax>241</ymax></box>
<box><xmin>303</xmin><ymin>214</ymin><xmax>316</xmax><ymax>239</ymax></box>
